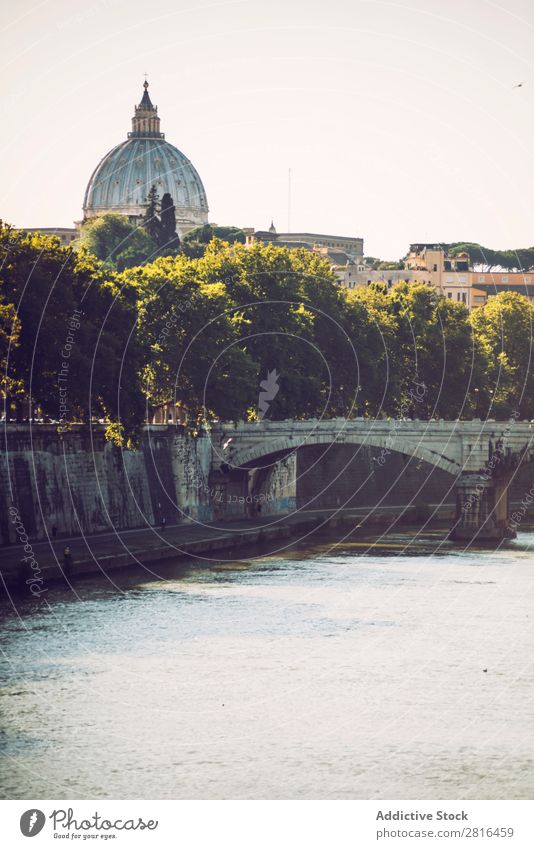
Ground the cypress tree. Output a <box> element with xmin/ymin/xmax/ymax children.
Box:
<box><xmin>143</xmin><ymin>185</ymin><xmax>161</xmax><ymax>243</ymax></box>
<box><xmin>160</xmin><ymin>192</ymin><xmax>180</xmax><ymax>252</ymax></box>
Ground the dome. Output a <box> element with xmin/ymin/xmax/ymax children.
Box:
<box><xmin>83</xmin><ymin>81</ymin><xmax>209</xmax><ymax>235</ymax></box>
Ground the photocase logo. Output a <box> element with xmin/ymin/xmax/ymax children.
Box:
<box><xmin>20</xmin><ymin>809</ymin><xmax>46</xmax><ymax>837</ymax></box>
<box><xmin>258</xmin><ymin>368</ymin><xmax>280</xmax><ymax>421</ymax></box>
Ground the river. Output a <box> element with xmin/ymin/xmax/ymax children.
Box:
<box><xmin>1</xmin><ymin>527</ymin><xmax>533</xmax><ymax>799</ymax></box>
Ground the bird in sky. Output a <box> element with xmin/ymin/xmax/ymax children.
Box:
<box><xmin>513</xmin><ymin>82</ymin><xmax>525</xmax><ymax>88</ymax></box>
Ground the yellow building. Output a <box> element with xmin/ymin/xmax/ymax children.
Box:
<box><xmin>405</xmin><ymin>244</ymin><xmax>471</xmax><ymax>306</ymax></box>
<box><xmin>469</xmin><ymin>272</ymin><xmax>534</xmax><ymax>307</ymax></box>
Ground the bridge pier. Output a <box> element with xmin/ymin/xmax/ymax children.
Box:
<box><xmin>451</xmin><ymin>474</ymin><xmax>514</xmax><ymax>542</ymax></box>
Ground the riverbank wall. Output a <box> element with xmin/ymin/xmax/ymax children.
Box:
<box><xmin>1</xmin><ymin>425</ymin><xmax>213</xmax><ymax>545</ymax></box>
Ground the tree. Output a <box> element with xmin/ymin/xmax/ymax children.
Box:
<box><xmin>363</xmin><ymin>256</ymin><xmax>380</xmax><ymax>269</ymax></box>
<box><xmin>470</xmin><ymin>292</ymin><xmax>534</xmax><ymax>418</ymax></box>
<box><xmin>77</xmin><ymin>214</ymin><xmax>158</xmax><ymax>271</ymax></box>
<box><xmin>386</xmin><ymin>281</ymin><xmax>481</xmax><ymax>420</ymax></box>
<box><xmin>143</xmin><ymin>185</ymin><xmax>162</xmax><ymax>244</ymax></box>
<box><xmin>181</xmin><ymin>224</ymin><xmax>245</xmax><ymax>259</ymax></box>
<box><xmin>123</xmin><ymin>239</ymin><xmax>357</xmax><ymax>422</ymax></box>
<box><xmin>159</xmin><ymin>192</ymin><xmax>180</xmax><ymax>253</ymax></box>
<box><xmin>0</xmin><ymin>293</ymin><xmax>23</xmax><ymax>416</ymax></box>
<box><xmin>123</xmin><ymin>253</ymin><xmax>257</xmax><ymax>423</ymax></box>
<box><xmin>449</xmin><ymin>242</ymin><xmax>534</xmax><ymax>272</ymax></box>
<box><xmin>189</xmin><ymin>240</ymin><xmax>359</xmax><ymax>419</ymax></box>
<box><xmin>6</xmin><ymin>219</ymin><xmax>532</xmax><ymax>433</ymax></box>
<box><xmin>141</xmin><ymin>188</ymin><xmax>181</xmax><ymax>256</ymax></box>
<box><xmin>377</xmin><ymin>260</ymin><xmax>404</xmax><ymax>270</ymax></box>
<box><xmin>344</xmin><ymin>284</ymin><xmax>400</xmax><ymax>417</ymax></box>
<box><xmin>0</xmin><ymin>223</ymin><xmax>147</xmax><ymax>439</ymax></box>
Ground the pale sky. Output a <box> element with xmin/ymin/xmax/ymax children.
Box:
<box><xmin>1</xmin><ymin>0</ymin><xmax>534</xmax><ymax>258</ymax></box>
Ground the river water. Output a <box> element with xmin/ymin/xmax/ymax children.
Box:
<box><xmin>1</xmin><ymin>528</ymin><xmax>533</xmax><ymax>800</ymax></box>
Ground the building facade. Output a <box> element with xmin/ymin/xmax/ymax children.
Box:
<box><xmin>469</xmin><ymin>272</ymin><xmax>534</xmax><ymax>307</ymax></box>
<box><xmin>404</xmin><ymin>243</ymin><xmax>472</xmax><ymax>305</ymax></box>
<box><xmin>340</xmin><ymin>243</ymin><xmax>534</xmax><ymax>310</ymax></box>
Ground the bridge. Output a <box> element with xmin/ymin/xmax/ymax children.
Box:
<box><xmin>209</xmin><ymin>418</ymin><xmax>534</xmax><ymax>540</ymax></box>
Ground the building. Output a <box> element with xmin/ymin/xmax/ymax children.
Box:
<box><xmin>340</xmin><ymin>244</ymin><xmax>472</xmax><ymax>309</ymax></box>
<box><xmin>469</xmin><ymin>272</ymin><xmax>534</xmax><ymax>307</ymax></box>
<box><xmin>404</xmin><ymin>243</ymin><xmax>471</xmax><ymax>306</ymax></box>
<box><xmin>83</xmin><ymin>81</ymin><xmax>209</xmax><ymax>236</ymax></box>
<box><xmin>340</xmin><ymin>244</ymin><xmax>472</xmax><ymax>304</ymax></box>
<box><xmin>20</xmin><ymin>81</ymin><xmax>210</xmax><ymax>244</ymax></box>
<box><xmin>342</xmin><ymin>268</ymin><xmax>411</xmax><ymax>290</ymax></box>
<box><xmin>339</xmin><ymin>243</ymin><xmax>534</xmax><ymax>309</ymax></box>
<box><xmin>403</xmin><ymin>244</ymin><xmax>534</xmax><ymax>307</ymax></box>
<box><xmin>244</xmin><ymin>223</ymin><xmax>364</xmax><ymax>282</ymax></box>
<box><xmin>244</xmin><ymin>223</ymin><xmax>363</xmax><ymax>262</ymax></box>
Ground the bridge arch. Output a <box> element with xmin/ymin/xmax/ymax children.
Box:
<box><xmin>225</xmin><ymin>432</ymin><xmax>462</xmax><ymax>477</ymax></box>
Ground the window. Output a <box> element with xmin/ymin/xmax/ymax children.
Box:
<box><xmin>478</xmin><ymin>275</ymin><xmax>485</xmax><ymax>283</ymax></box>
<box><xmin>433</xmin><ymin>264</ymin><xmax>437</xmax><ymax>272</ymax></box>
<box><xmin>525</xmin><ymin>276</ymin><xmax>531</xmax><ymax>283</ymax></box>
<box><xmin>502</xmin><ymin>275</ymin><xmax>509</xmax><ymax>283</ymax></box>
<box><xmin>459</xmin><ymin>275</ymin><xmax>466</xmax><ymax>283</ymax></box>
<box><xmin>447</xmin><ymin>293</ymin><xmax>452</xmax><ymax>298</ymax></box>
<box><xmin>445</xmin><ymin>276</ymin><xmax>453</xmax><ymax>283</ymax></box>
<box><xmin>462</xmin><ymin>293</ymin><xmax>467</xmax><ymax>303</ymax></box>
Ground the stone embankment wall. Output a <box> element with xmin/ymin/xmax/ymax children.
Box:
<box><xmin>1</xmin><ymin>425</ymin><xmax>212</xmax><ymax>545</ymax></box>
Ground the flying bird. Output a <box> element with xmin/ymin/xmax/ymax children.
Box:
<box><xmin>513</xmin><ymin>82</ymin><xmax>524</xmax><ymax>88</ymax></box>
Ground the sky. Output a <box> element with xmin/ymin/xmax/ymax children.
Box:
<box><xmin>1</xmin><ymin>0</ymin><xmax>534</xmax><ymax>259</ymax></box>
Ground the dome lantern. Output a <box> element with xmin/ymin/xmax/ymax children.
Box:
<box><xmin>129</xmin><ymin>80</ymin><xmax>164</xmax><ymax>139</ymax></box>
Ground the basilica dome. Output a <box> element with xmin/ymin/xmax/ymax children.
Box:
<box><xmin>83</xmin><ymin>81</ymin><xmax>209</xmax><ymax>235</ymax></box>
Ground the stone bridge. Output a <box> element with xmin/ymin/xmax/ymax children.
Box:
<box><xmin>209</xmin><ymin>418</ymin><xmax>534</xmax><ymax>540</ymax></box>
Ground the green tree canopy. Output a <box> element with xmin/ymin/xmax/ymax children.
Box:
<box><xmin>449</xmin><ymin>242</ymin><xmax>534</xmax><ymax>272</ymax></box>
<box><xmin>0</xmin><ymin>223</ymin><xmax>146</xmax><ymax>438</ymax></box>
<box><xmin>5</xmin><ymin>220</ymin><xmax>534</xmax><ymax>433</ymax></box>
<box><xmin>470</xmin><ymin>291</ymin><xmax>534</xmax><ymax>418</ymax></box>
<box><xmin>77</xmin><ymin>213</ymin><xmax>158</xmax><ymax>271</ymax></box>
<box><xmin>181</xmin><ymin>224</ymin><xmax>246</xmax><ymax>259</ymax></box>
